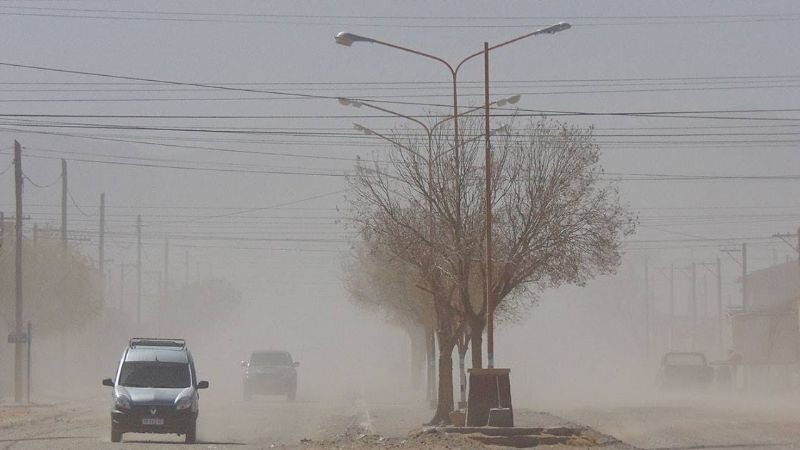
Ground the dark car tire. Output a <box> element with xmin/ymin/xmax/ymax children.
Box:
<box><xmin>185</xmin><ymin>420</ymin><xmax>197</xmax><ymax>444</ymax></box>
<box><xmin>111</xmin><ymin>427</ymin><xmax>122</xmax><ymax>443</ymax></box>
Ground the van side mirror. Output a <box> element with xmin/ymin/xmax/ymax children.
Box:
<box><xmin>293</xmin><ymin>362</ymin><xmax>300</xmax><ymax>368</ymax></box>
<box><xmin>102</xmin><ymin>378</ymin><xmax>114</xmax><ymax>387</ymax></box>
<box><xmin>197</xmin><ymin>381</ymin><xmax>209</xmax><ymax>389</ymax></box>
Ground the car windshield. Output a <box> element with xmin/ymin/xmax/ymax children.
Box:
<box><xmin>119</xmin><ymin>361</ymin><xmax>191</xmax><ymax>388</ymax></box>
<box><xmin>664</xmin><ymin>353</ymin><xmax>705</xmax><ymax>366</ymax></box>
<box><xmin>251</xmin><ymin>352</ymin><xmax>291</xmax><ymax>366</ymax></box>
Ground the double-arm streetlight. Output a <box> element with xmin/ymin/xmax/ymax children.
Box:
<box><xmin>336</xmin><ymin>23</ymin><xmax>570</xmax><ymax>370</ymax></box>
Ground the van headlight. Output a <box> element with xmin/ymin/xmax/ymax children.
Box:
<box><xmin>175</xmin><ymin>396</ymin><xmax>193</xmax><ymax>410</ymax></box>
<box><xmin>114</xmin><ymin>395</ymin><xmax>131</xmax><ymax>410</ymax></box>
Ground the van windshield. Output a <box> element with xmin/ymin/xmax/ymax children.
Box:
<box><xmin>119</xmin><ymin>362</ymin><xmax>191</xmax><ymax>388</ymax></box>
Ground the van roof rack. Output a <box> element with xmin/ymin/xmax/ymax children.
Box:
<box><xmin>129</xmin><ymin>338</ymin><xmax>186</xmax><ymax>348</ymax></box>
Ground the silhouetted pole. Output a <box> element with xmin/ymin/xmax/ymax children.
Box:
<box><xmin>164</xmin><ymin>239</ymin><xmax>169</xmax><ymax>298</ymax></box>
<box><xmin>14</xmin><ymin>140</ymin><xmax>24</xmax><ymax>403</ymax></box>
<box><xmin>483</xmin><ymin>41</ymin><xmax>495</xmax><ymax>369</ymax></box>
<box><xmin>61</xmin><ymin>159</ymin><xmax>67</xmax><ymax>250</ymax></box>
<box><xmin>717</xmin><ymin>257</ymin><xmax>723</xmax><ymax>358</ymax></box>
<box><xmin>644</xmin><ymin>255</ymin><xmax>650</xmax><ymax>361</ymax></box>
<box><xmin>691</xmin><ymin>261</ymin><xmax>697</xmax><ymax>350</ymax></box>
<box><xmin>669</xmin><ymin>264</ymin><xmax>675</xmax><ymax>350</ymax></box>
<box><xmin>137</xmin><ymin>215</ymin><xmax>142</xmax><ymax>327</ymax></box>
<box><xmin>742</xmin><ymin>243</ymin><xmax>748</xmax><ymax>310</ymax></box>
<box><xmin>99</xmin><ymin>193</ymin><xmax>105</xmax><ymax>279</ymax></box>
<box><xmin>119</xmin><ymin>264</ymin><xmax>125</xmax><ymax>310</ymax></box>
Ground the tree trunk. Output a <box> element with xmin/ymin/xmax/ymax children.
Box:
<box><xmin>428</xmin><ymin>335</ymin><xmax>455</xmax><ymax>425</ymax></box>
<box><xmin>425</xmin><ymin>327</ymin><xmax>436</xmax><ymax>404</ymax></box>
<box><xmin>470</xmin><ymin>318</ymin><xmax>484</xmax><ymax>369</ymax></box>
<box><xmin>408</xmin><ymin>325</ymin><xmax>425</xmax><ymax>392</ymax></box>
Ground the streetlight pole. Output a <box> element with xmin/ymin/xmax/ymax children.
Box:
<box><xmin>335</xmin><ymin>22</ymin><xmax>568</xmax><ymax>234</ymax></box>
<box><xmin>336</xmin><ymin>22</ymin><xmax>569</xmax><ymax>370</ymax></box>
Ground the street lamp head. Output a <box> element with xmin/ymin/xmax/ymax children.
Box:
<box><xmin>353</xmin><ymin>123</ymin><xmax>374</xmax><ymax>135</ymax></box>
<box><xmin>495</xmin><ymin>94</ymin><xmax>522</xmax><ymax>107</ymax></box>
<box><xmin>338</xmin><ymin>97</ymin><xmax>362</xmax><ymax>108</ymax></box>
<box><xmin>335</xmin><ymin>32</ymin><xmax>375</xmax><ymax>47</ymax></box>
<box><xmin>536</xmin><ymin>22</ymin><xmax>571</xmax><ymax>35</ymax></box>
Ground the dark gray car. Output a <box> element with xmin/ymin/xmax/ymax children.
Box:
<box><xmin>102</xmin><ymin>338</ymin><xmax>209</xmax><ymax>444</ymax></box>
<box><xmin>242</xmin><ymin>350</ymin><xmax>299</xmax><ymax>401</ymax></box>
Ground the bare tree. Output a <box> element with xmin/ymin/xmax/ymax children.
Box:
<box><xmin>343</xmin><ymin>239</ymin><xmax>436</xmax><ymax>392</ymax></box>
<box><xmin>346</xmin><ymin>115</ymin><xmax>633</xmax><ymax>424</ymax></box>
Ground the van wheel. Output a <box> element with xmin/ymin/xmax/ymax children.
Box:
<box><xmin>111</xmin><ymin>427</ymin><xmax>122</xmax><ymax>443</ymax></box>
<box><xmin>185</xmin><ymin>420</ymin><xmax>197</xmax><ymax>444</ymax></box>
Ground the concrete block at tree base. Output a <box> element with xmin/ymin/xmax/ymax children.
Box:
<box><xmin>488</xmin><ymin>408</ymin><xmax>513</xmax><ymax>427</ymax></box>
<box><xmin>448</xmin><ymin>410</ymin><xmax>466</xmax><ymax>427</ymax></box>
<box><xmin>466</xmin><ymin>368</ymin><xmax>513</xmax><ymax>427</ymax></box>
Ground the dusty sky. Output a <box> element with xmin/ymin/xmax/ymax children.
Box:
<box><xmin>0</xmin><ymin>0</ymin><xmax>799</xmax><ymax>400</ymax></box>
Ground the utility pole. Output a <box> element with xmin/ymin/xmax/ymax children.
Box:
<box><xmin>120</xmin><ymin>264</ymin><xmax>125</xmax><ymax>310</ymax></box>
<box><xmin>690</xmin><ymin>261</ymin><xmax>697</xmax><ymax>351</ymax></box>
<box><xmin>644</xmin><ymin>255</ymin><xmax>650</xmax><ymax>361</ymax></box>
<box><xmin>163</xmin><ymin>240</ymin><xmax>169</xmax><ymax>335</ymax></box>
<box><xmin>99</xmin><ymin>193</ymin><xmax>105</xmax><ymax>281</ymax></box>
<box><xmin>14</xmin><ymin>140</ymin><xmax>24</xmax><ymax>403</ymax></box>
<box><xmin>717</xmin><ymin>257</ymin><xmax>723</xmax><ymax>358</ymax></box>
<box><xmin>164</xmin><ymin>239</ymin><xmax>169</xmax><ymax>299</ymax></box>
<box><xmin>669</xmin><ymin>264</ymin><xmax>675</xmax><ymax>350</ymax></box>
<box><xmin>742</xmin><ymin>243</ymin><xmax>748</xmax><ymax>310</ymax></box>
<box><xmin>483</xmin><ymin>41</ymin><xmax>495</xmax><ymax>369</ymax></box>
<box><xmin>137</xmin><ymin>215</ymin><xmax>142</xmax><ymax>327</ymax></box>
<box><xmin>61</xmin><ymin>159</ymin><xmax>67</xmax><ymax>251</ymax></box>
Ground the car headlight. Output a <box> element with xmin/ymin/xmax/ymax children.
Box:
<box><xmin>114</xmin><ymin>395</ymin><xmax>131</xmax><ymax>410</ymax></box>
<box><xmin>175</xmin><ymin>396</ymin><xmax>193</xmax><ymax>410</ymax></box>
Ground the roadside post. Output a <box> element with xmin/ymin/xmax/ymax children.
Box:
<box><xmin>27</xmin><ymin>321</ymin><xmax>31</xmax><ymax>403</ymax></box>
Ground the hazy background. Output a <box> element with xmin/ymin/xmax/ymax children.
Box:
<box><xmin>1</xmin><ymin>0</ymin><xmax>799</xmax><ymax>410</ymax></box>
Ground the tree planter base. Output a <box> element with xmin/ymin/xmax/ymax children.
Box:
<box><xmin>466</xmin><ymin>368</ymin><xmax>513</xmax><ymax>427</ymax></box>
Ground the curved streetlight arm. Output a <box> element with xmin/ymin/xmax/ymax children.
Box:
<box><xmin>453</xmin><ymin>22</ymin><xmax>571</xmax><ymax>74</ymax></box>
<box><xmin>429</xmin><ymin>95</ymin><xmax>521</xmax><ymax>132</ymax></box>
<box><xmin>336</xmin><ymin>32</ymin><xmax>455</xmax><ymax>75</ymax></box>
<box><xmin>353</xmin><ymin>122</ymin><xmax>428</xmax><ymax>162</ymax></box>
<box><xmin>339</xmin><ymin>97</ymin><xmax>431</xmax><ymax>137</ymax></box>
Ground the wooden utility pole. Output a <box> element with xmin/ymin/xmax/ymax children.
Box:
<box><xmin>164</xmin><ymin>239</ymin><xmax>169</xmax><ymax>299</ymax></box>
<box><xmin>690</xmin><ymin>261</ymin><xmax>697</xmax><ymax>351</ymax></box>
<box><xmin>483</xmin><ymin>41</ymin><xmax>495</xmax><ymax>369</ymax></box>
<box><xmin>99</xmin><ymin>193</ymin><xmax>105</xmax><ymax>280</ymax></box>
<box><xmin>136</xmin><ymin>215</ymin><xmax>142</xmax><ymax>327</ymax></box>
<box><xmin>717</xmin><ymin>257</ymin><xmax>723</xmax><ymax>358</ymax></box>
<box><xmin>644</xmin><ymin>255</ymin><xmax>650</xmax><ymax>361</ymax></box>
<box><xmin>61</xmin><ymin>159</ymin><xmax>67</xmax><ymax>250</ymax></box>
<box><xmin>669</xmin><ymin>264</ymin><xmax>675</xmax><ymax>350</ymax></box>
<box><xmin>742</xmin><ymin>243</ymin><xmax>748</xmax><ymax>310</ymax></box>
<box><xmin>14</xmin><ymin>140</ymin><xmax>24</xmax><ymax>403</ymax></box>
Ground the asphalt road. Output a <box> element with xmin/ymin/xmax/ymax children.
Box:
<box><xmin>0</xmin><ymin>392</ymin><xmax>381</xmax><ymax>449</ymax></box>
<box><xmin>556</xmin><ymin>394</ymin><xmax>800</xmax><ymax>450</ymax></box>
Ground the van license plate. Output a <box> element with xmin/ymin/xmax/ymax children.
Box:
<box><xmin>142</xmin><ymin>417</ymin><xmax>164</xmax><ymax>426</ymax></box>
